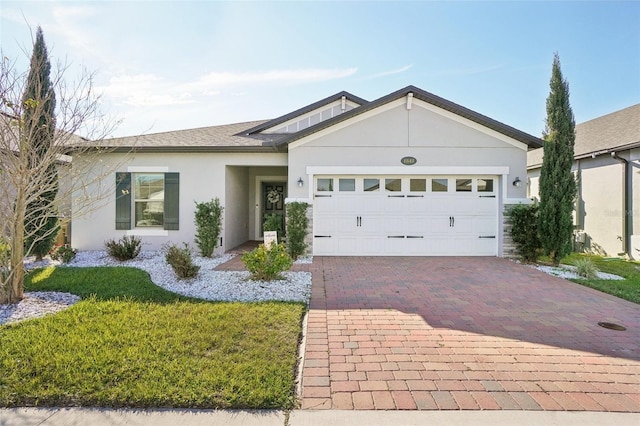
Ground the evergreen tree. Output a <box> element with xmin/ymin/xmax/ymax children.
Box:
<box><xmin>538</xmin><ymin>53</ymin><xmax>577</xmax><ymax>265</ymax></box>
<box><xmin>22</xmin><ymin>26</ymin><xmax>59</xmax><ymax>260</ymax></box>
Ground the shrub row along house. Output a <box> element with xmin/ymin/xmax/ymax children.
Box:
<box><xmin>71</xmin><ymin>85</ymin><xmax>544</xmax><ymax>256</ymax></box>
<box><xmin>528</xmin><ymin>103</ymin><xmax>640</xmax><ymax>258</ymax></box>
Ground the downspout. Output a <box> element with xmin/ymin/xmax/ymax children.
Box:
<box><xmin>611</xmin><ymin>151</ymin><xmax>629</xmax><ymax>254</ymax></box>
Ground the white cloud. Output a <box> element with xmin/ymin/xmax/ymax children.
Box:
<box><xmin>365</xmin><ymin>64</ymin><xmax>414</xmax><ymax>79</ymax></box>
<box><xmin>96</xmin><ymin>74</ymin><xmax>195</xmax><ymax>107</ymax></box>
<box><xmin>437</xmin><ymin>64</ymin><xmax>504</xmax><ymax>76</ymax></box>
<box><xmin>193</xmin><ymin>68</ymin><xmax>358</xmax><ymax>88</ymax></box>
<box><xmin>98</xmin><ymin>67</ymin><xmax>358</xmax><ymax>108</ymax></box>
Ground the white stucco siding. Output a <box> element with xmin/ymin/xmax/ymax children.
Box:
<box><xmin>579</xmin><ymin>158</ymin><xmax>624</xmax><ymax>256</ymax></box>
<box><xmin>225</xmin><ymin>166</ymin><xmax>249</xmax><ymax>251</ymax></box>
<box><xmin>72</xmin><ymin>151</ymin><xmax>287</xmax><ymax>251</ymax></box>
<box><xmin>288</xmin><ymin>102</ymin><xmax>528</xmax><ymax>200</ymax></box>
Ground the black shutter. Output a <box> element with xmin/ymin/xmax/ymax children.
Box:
<box><xmin>164</xmin><ymin>172</ymin><xmax>179</xmax><ymax>230</ymax></box>
<box><xmin>115</xmin><ymin>172</ymin><xmax>131</xmax><ymax>230</ymax></box>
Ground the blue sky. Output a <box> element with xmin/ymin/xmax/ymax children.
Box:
<box><xmin>1</xmin><ymin>1</ymin><xmax>639</xmax><ymax>138</ymax></box>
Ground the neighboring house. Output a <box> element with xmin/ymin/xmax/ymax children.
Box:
<box><xmin>527</xmin><ymin>104</ymin><xmax>640</xmax><ymax>258</ymax></box>
<box><xmin>71</xmin><ymin>85</ymin><xmax>542</xmax><ymax>256</ymax></box>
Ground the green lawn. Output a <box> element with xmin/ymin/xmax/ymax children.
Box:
<box><xmin>559</xmin><ymin>253</ymin><xmax>640</xmax><ymax>304</ymax></box>
<box><xmin>0</xmin><ymin>267</ymin><xmax>305</xmax><ymax>409</ymax></box>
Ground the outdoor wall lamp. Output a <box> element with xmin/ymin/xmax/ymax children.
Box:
<box><xmin>513</xmin><ymin>177</ymin><xmax>522</xmax><ymax>187</ymax></box>
<box><xmin>297</xmin><ymin>177</ymin><xmax>304</xmax><ymax>187</ymax></box>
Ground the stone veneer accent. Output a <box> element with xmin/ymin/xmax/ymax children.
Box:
<box><xmin>502</xmin><ymin>204</ymin><xmax>518</xmax><ymax>258</ymax></box>
<box><xmin>304</xmin><ymin>204</ymin><xmax>313</xmax><ymax>256</ymax></box>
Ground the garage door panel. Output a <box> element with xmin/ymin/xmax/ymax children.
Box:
<box><xmin>383</xmin><ymin>217</ymin><xmax>405</xmax><ymax>234</ymax></box>
<box><xmin>475</xmin><ymin>217</ymin><xmax>497</xmax><ymax>234</ymax></box>
<box><xmin>404</xmin><ymin>217</ymin><xmax>430</xmax><ymax>233</ymax></box>
<box><xmin>314</xmin><ymin>219</ymin><xmax>335</xmax><ymax>235</ymax></box>
<box><xmin>426</xmin><ymin>216</ymin><xmax>452</xmax><ymax>234</ymax></box>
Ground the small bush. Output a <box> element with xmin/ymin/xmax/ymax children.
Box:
<box><xmin>263</xmin><ymin>213</ymin><xmax>283</xmax><ymax>233</ymax></box>
<box><xmin>242</xmin><ymin>243</ymin><xmax>293</xmax><ymax>281</ymax></box>
<box><xmin>194</xmin><ymin>198</ymin><xmax>224</xmax><ymax>257</ymax></box>
<box><xmin>286</xmin><ymin>202</ymin><xmax>308</xmax><ymax>260</ymax></box>
<box><xmin>165</xmin><ymin>242</ymin><xmax>200</xmax><ymax>279</ymax></box>
<box><xmin>507</xmin><ymin>203</ymin><xmax>541</xmax><ymax>262</ymax></box>
<box><xmin>105</xmin><ymin>235</ymin><xmax>142</xmax><ymax>261</ymax></box>
<box><xmin>575</xmin><ymin>257</ymin><xmax>599</xmax><ymax>279</ymax></box>
<box><xmin>50</xmin><ymin>244</ymin><xmax>77</xmax><ymax>264</ymax></box>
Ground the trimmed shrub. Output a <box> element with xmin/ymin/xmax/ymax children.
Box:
<box><xmin>165</xmin><ymin>242</ymin><xmax>200</xmax><ymax>279</ymax></box>
<box><xmin>194</xmin><ymin>198</ymin><xmax>224</xmax><ymax>257</ymax></box>
<box><xmin>242</xmin><ymin>243</ymin><xmax>293</xmax><ymax>281</ymax></box>
<box><xmin>263</xmin><ymin>213</ymin><xmax>283</xmax><ymax>233</ymax></box>
<box><xmin>575</xmin><ymin>257</ymin><xmax>599</xmax><ymax>279</ymax></box>
<box><xmin>285</xmin><ymin>202</ymin><xmax>308</xmax><ymax>260</ymax></box>
<box><xmin>105</xmin><ymin>235</ymin><xmax>142</xmax><ymax>261</ymax></box>
<box><xmin>50</xmin><ymin>244</ymin><xmax>77</xmax><ymax>264</ymax></box>
<box><xmin>507</xmin><ymin>203</ymin><xmax>541</xmax><ymax>263</ymax></box>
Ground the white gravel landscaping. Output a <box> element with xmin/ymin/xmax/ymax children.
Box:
<box><xmin>530</xmin><ymin>263</ymin><xmax>624</xmax><ymax>281</ymax></box>
<box><xmin>1</xmin><ymin>251</ymin><xmax>312</xmax><ymax>326</ymax></box>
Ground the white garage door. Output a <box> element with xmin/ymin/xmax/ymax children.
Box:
<box><xmin>313</xmin><ymin>176</ymin><xmax>498</xmax><ymax>256</ymax></box>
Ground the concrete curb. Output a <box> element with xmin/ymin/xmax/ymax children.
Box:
<box><xmin>2</xmin><ymin>408</ymin><xmax>639</xmax><ymax>426</ymax></box>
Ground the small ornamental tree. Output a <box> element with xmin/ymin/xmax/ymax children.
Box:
<box><xmin>1</xmin><ymin>26</ymin><xmax>122</xmax><ymax>304</ymax></box>
<box><xmin>538</xmin><ymin>53</ymin><xmax>577</xmax><ymax>265</ymax></box>
<box><xmin>194</xmin><ymin>198</ymin><xmax>223</xmax><ymax>257</ymax></box>
<box><xmin>22</xmin><ymin>27</ymin><xmax>59</xmax><ymax>260</ymax></box>
<box><xmin>285</xmin><ymin>202</ymin><xmax>308</xmax><ymax>260</ymax></box>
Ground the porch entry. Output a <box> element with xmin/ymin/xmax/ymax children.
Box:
<box><xmin>261</xmin><ymin>182</ymin><xmax>287</xmax><ymax>237</ymax></box>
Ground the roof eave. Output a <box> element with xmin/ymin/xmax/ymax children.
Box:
<box><xmin>68</xmin><ymin>145</ymin><xmax>279</xmax><ymax>154</ymax></box>
<box><xmin>239</xmin><ymin>91</ymin><xmax>369</xmax><ymax>136</ymax></box>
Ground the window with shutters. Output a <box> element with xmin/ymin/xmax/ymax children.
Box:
<box><xmin>115</xmin><ymin>172</ymin><xmax>179</xmax><ymax>231</ymax></box>
<box><xmin>134</xmin><ymin>174</ymin><xmax>164</xmax><ymax>227</ymax></box>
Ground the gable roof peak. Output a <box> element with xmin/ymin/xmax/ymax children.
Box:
<box><xmin>239</xmin><ymin>90</ymin><xmax>368</xmax><ymax>136</ymax></box>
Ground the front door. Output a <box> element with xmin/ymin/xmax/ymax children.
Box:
<box><xmin>262</xmin><ymin>182</ymin><xmax>287</xmax><ymax>237</ymax></box>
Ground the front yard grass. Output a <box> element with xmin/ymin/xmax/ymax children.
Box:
<box><xmin>560</xmin><ymin>253</ymin><xmax>640</xmax><ymax>304</ymax></box>
<box><xmin>0</xmin><ymin>267</ymin><xmax>305</xmax><ymax>409</ymax></box>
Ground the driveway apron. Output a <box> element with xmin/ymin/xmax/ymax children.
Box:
<box><xmin>300</xmin><ymin>257</ymin><xmax>640</xmax><ymax>411</ymax></box>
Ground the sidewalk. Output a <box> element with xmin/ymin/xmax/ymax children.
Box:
<box><xmin>1</xmin><ymin>407</ymin><xmax>639</xmax><ymax>426</ymax></box>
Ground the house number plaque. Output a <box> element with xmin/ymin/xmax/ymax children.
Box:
<box><xmin>401</xmin><ymin>156</ymin><xmax>417</xmax><ymax>166</ymax></box>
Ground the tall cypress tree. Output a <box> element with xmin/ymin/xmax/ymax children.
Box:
<box><xmin>538</xmin><ymin>53</ymin><xmax>577</xmax><ymax>265</ymax></box>
<box><xmin>23</xmin><ymin>26</ymin><xmax>59</xmax><ymax>260</ymax></box>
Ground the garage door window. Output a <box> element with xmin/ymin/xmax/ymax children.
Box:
<box><xmin>385</xmin><ymin>178</ymin><xmax>402</xmax><ymax>192</ymax></box>
<box><xmin>432</xmin><ymin>179</ymin><xmax>448</xmax><ymax>192</ymax></box>
<box><xmin>317</xmin><ymin>178</ymin><xmax>333</xmax><ymax>192</ymax></box>
<box><xmin>456</xmin><ymin>179</ymin><xmax>472</xmax><ymax>192</ymax></box>
<box><xmin>339</xmin><ymin>178</ymin><xmax>356</xmax><ymax>191</ymax></box>
<box><xmin>410</xmin><ymin>178</ymin><xmax>426</xmax><ymax>192</ymax></box>
<box><xmin>478</xmin><ymin>178</ymin><xmax>494</xmax><ymax>192</ymax></box>
<box><xmin>364</xmin><ymin>178</ymin><xmax>380</xmax><ymax>192</ymax></box>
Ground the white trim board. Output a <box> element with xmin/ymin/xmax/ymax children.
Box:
<box><xmin>127</xmin><ymin>166</ymin><xmax>169</xmax><ymax>173</ymax></box>
<box><xmin>306</xmin><ymin>166</ymin><xmax>510</xmax><ymax>176</ymax></box>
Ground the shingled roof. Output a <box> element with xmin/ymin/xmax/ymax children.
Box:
<box><xmin>528</xmin><ymin>103</ymin><xmax>640</xmax><ymax>168</ymax></box>
<box><xmin>93</xmin><ymin>120</ymin><xmax>274</xmax><ymax>152</ymax></box>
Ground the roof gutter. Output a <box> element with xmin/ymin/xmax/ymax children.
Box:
<box><xmin>610</xmin><ymin>151</ymin><xmax>630</xmax><ymax>255</ymax></box>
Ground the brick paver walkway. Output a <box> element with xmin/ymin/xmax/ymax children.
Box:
<box><xmin>300</xmin><ymin>257</ymin><xmax>640</xmax><ymax>411</ymax></box>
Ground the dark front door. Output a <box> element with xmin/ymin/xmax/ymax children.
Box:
<box><xmin>262</xmin><ymin>182</ymin><xmax>286</xmax><ymax>237</ymax></box>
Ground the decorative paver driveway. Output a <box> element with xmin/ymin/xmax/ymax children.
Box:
<box><xmin>300</xmin><ymin>257</ymin><xmax>640</xmax><ymax>411</ymax></box>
